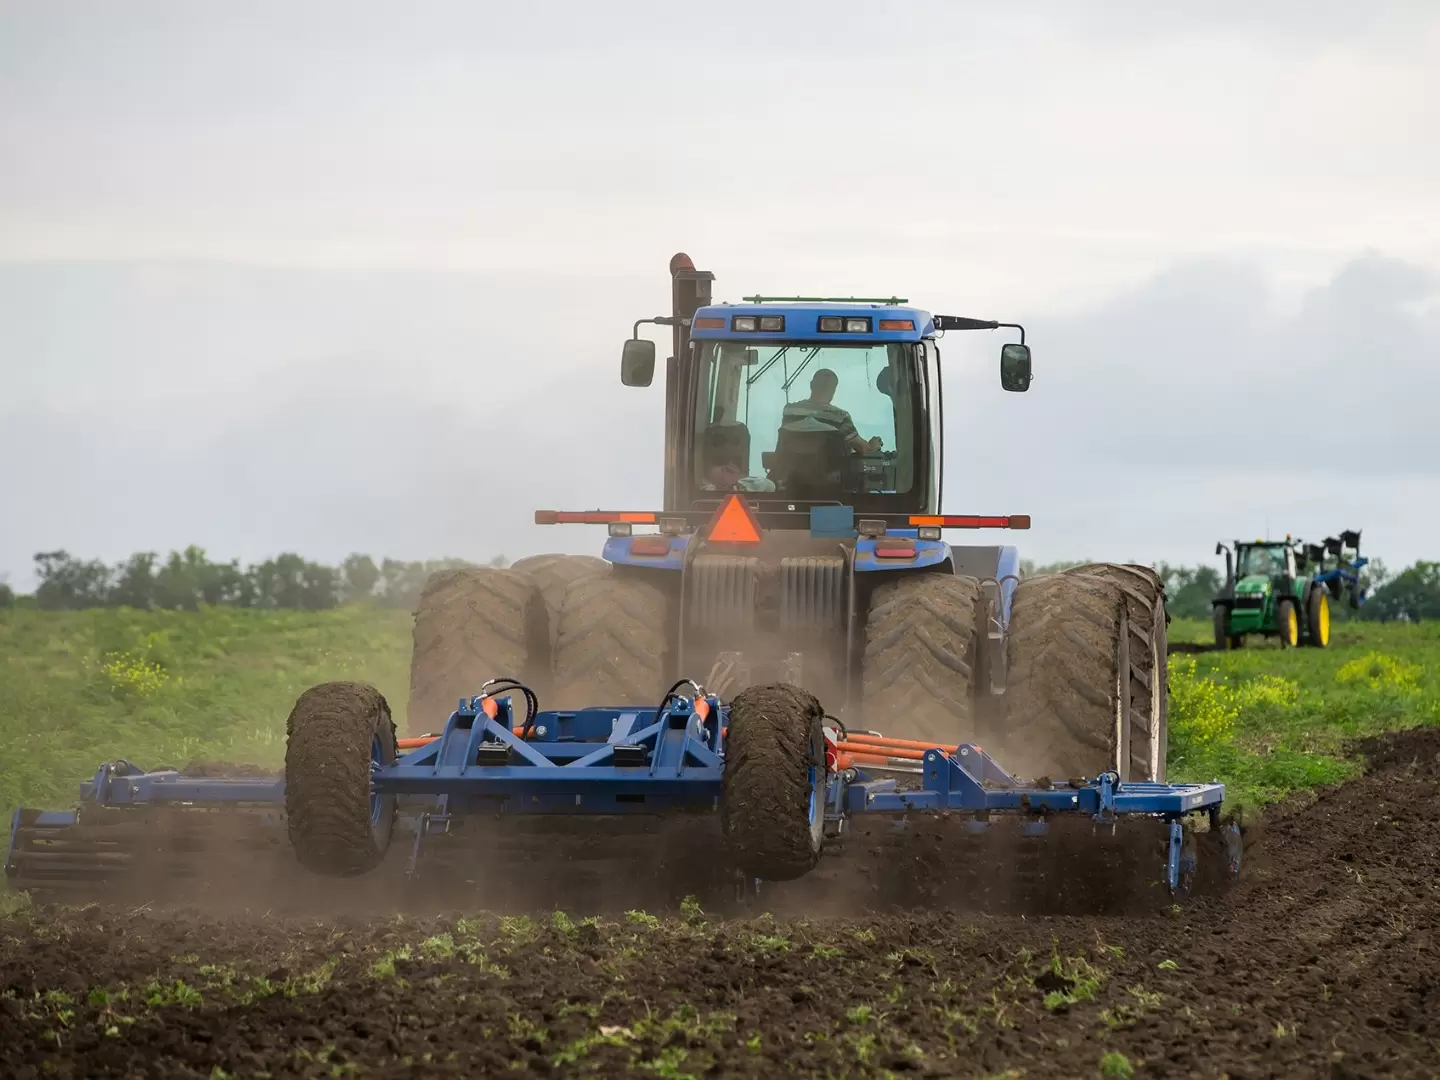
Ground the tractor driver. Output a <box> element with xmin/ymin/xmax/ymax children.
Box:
<box><xmin>780</xmin><ymin>369</ymin><xmax>883</xmax><ymax>454</ymax></box>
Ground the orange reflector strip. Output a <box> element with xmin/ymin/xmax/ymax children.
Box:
<box><xmin>908</xmin><ymin>514</ymin><xmax>1028</xmax><ymax>530</ymax></box>
<box><xmin>707</xmin><ymin>494</ymin><xmax>763</xmax><ymax>544</ymax></box>
<box><xmin>693</xmin><ymin>316</ymin><xmax>725</xmax><ymax>328</ymax></box>
<box><xmin>535</xmin><ymin>510</ymin><xmax>658</xmax><ymax>525</ymax></box>
<box><xmin>878</xmin><ymin>319</ymin><xmax>915</xmax><ymax>331</ymax></box>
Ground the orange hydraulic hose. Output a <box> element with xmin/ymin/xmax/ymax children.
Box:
<box><xmin>397</xmin><ymin>728</ymin><xmax>527</xmax><ymax>750</ymax></box>
<box><xmin>833</xmin><ymin>740</ymin><xmax>927</xmax><ymax>761</ymax></box>
<box><xmin>841</xmin><ymin>733</ymin><xmax>958</xmax><ymax>753</ymax></box>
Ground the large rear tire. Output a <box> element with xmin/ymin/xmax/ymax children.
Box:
<box><xmin>509</xmin><ymin>553</ymin><xmax>611</xmax><ymax>647</ymax></box>
<box><xmin>1305</xmin><ymin>585</ymin><xmax>1331</xmax><ymax>648</ymax></box>
<box><xmin>860</xmin><ymin>573</ymin><xmax>982</xmax><ymax>744</ymax></box>
<box><xmin>1002</xmin><ymin>571</ymin><xmax>1132</xmax><ymax>782</ymax></box>
<box><xmin>1064</xmin><ymin>563</ymin><xmax>1169</xmax><ymax>782</ymax></box>
<box><xmin>1276</xmin><ymin>597</ymin><xmax>1299</xmax><ymax>648</ymax></box>
<box><xmin>722</xmin><ymin>683</ymin><xmax>827</xmax><ymax>882</ymax></box>
<box><xmin>284</xmin><ymin>682</ymin><xmax>397</xmax><ymax>877</ymax></box>
<box><xmin>1213</xmin><ymin>605</ymin><xmax>1230</xmax><ymax>651</ymax></box>
<box><xmin>551</xmin><ymin>572</ymin><xmax>670</xmax><ymax>707</ymax></box>
<box><xmin>405</xmin><ymin>567</ymin><xmax>546</xmax><ymax>736</ymax></box>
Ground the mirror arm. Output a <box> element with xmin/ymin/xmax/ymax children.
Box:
<box><xmin>632</xmin><ymin>315</ymin><xmax>680</xmax><ymax>339</ymax></box>
<box><xmin>996</xmin><ymin>322</ymin><xmax>1026</xmax><ymax>345</ymax></box>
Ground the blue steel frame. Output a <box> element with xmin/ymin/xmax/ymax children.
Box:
<box><xmin>6</xmin><ymin>692</ymin><xmax>1229</xmax><ymax>895</ymax></box>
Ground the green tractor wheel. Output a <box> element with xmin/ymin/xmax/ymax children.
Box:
<box><xmin>1276</xmin><ymin>598</ymin><xmax>1300</xmax><ymax>648</ymax></box>
<box><xmin>1305</xmin><ymin>586</ymin><xmax>1331</xmax><ymax>648</ymax></box>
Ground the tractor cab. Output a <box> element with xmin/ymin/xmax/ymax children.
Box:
<box><xmin>618</xmin><ymin>256</ymin><xmax>1031</xmax><ymax>529</ymax></box>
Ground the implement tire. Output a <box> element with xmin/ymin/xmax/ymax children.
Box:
<box><xmin>406</xmin><ymin>567</ymin><xmax>545</xmax><ymax>736</ymax></box>
<box><xmin>510</xmin><ymin>553</ymin><xmax>611</xmax><ymax>647</ymax></box>
<box><xmin>1064</xmin><ymin>563</ymin><xmax>1169</xmax><ymax>782</ymax></box>
<box><xmin>285</xmin><ymin>682</ymin><xmax>397</xmax><ymax>877</ymax></box>
<box><xmin>860</xmin><ymin>573</ymin><xmax>982</xmax><ymax>744</ymax></box>
<box><xmin>1003</xmin><ymin>571</ymin><xmax>1131</xmax><ymax>782</ymax></box>
<box><xmin>1305</xmin><ymin>584</ymin><xmax>1331</xmax><ymax>648</ymax></box>
<box><xmin>722</xmin><ymin>683</ymin><xmax>827</xmax><ymax>882</ymax></box>
<box><xmin>551</xmin><ymin>572</ymin><xmax>670</xmax><ymax>708</ymax></box>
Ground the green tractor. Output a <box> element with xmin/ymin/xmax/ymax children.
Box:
<box><xmin>1211</xmin><ymin>531</ymin><xmax>1366</xmax><ymax>650</ymax></box>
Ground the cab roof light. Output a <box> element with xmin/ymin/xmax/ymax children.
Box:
<box><xmin>743</xmin><ymin>295</ymin><xmax>909</xmax><ymax>304</ymax></box>
<box><xmin>817</xmin><ymin>316</ymin><xmax>873</xmax><ymax>333</ymax></box>
<box><xmin>659</xmin><ymin>517</ymin><xmax>688</xmax><ymax>536</ymax></box>
<box><xmin>535</xmin><ymin>510</ymin><xmax>658</xmax><ymax>525</ymax></box>
<box><xmin>908</xmin><ymin>514</ymin><xmax>1031</xmax><ymax>530</ymax></box>
<box><xmin>758</xmin><ymin>315</ymin><xmax>785</xmax><ymax>331</ymax></box>
<box><xmin>732</xmin><ymin>316</ymin><xmax>758</xmax><ymax>332</ymax></box>
<box><xmin>608</xmin><ymin>522</ymin><xmax>632</xmax><ymax>538</ymax></box>
<box><xmin>693</xmin><ymin>316</ymin><xmax>725</xmax><ymax>329</ymax></box>
<box><xmin>857</xmin><ymin>518</ymin><xmax>887</xmax><ymax>538</ymax></box>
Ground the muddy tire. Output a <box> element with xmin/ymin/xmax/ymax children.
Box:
<box><xmin>406</xmin><ymin>568</ymin><xmax>545</xmax><ymax>736</ymax></box>
<box><xmin>1064</xmin><ymin>563</ymin><xmax>1169</xmax><ymax>782</ymax></box>
<box><xmin>551</xmin><ymin>572</ymin><xmax>670</xmax><ymax>707</ymax></box>
<box><xmin>860</xmin><ymin>573</ymin><xmax>982</xmax><ymax>744</ymax></box>
<box><xmin>509</xmin><ymin>553</ymin><xmax>611</xmax><ymax>647</ymax></box>
<box><xmin>1003</xmin><ymin>572</ymin><xmax>1131</xmax><ymax>782</ymax></box>
<box><xmin>284</xmin><ymin>682</ymin><xmax>397</xmax><ymax>877</ymax></box>
<box><xmin>722</xmin><ymin>683</ymin><xmax>827</xmax><ymax>882</ymax></box>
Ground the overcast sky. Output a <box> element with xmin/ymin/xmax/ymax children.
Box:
<box><xmin>2</xmin><ymin>1</ymin><xmax>1437</xmax><ymax>589</ymax></box>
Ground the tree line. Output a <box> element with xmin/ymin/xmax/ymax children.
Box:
<box><xmin>0</xmin><ymin>548</ymin><xmax>507</xmax><ymax>613</ymax></box>
<box><xmin>1</xmin><ymin>549</ymin><xmax>1436</xmax><ymax>622</ymax></box>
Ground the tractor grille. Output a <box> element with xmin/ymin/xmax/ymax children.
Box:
<box><xmin>778</xmin><ymin>556</ymin><xmax>847</xmax><ymax>631</ymax></box>
<box><xmin>687</xmin><ymin>555</ymin><xmax>759</xmax><ymax>631</ymax></box>
<box><xmin>1234</xmin><ymin>596</ymin><xmax>1265</xmax><ymax>610</ymax></box>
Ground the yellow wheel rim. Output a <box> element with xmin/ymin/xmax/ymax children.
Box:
<box><xmin>1285</xmin><ymin>608</ymin><xmax>1298</xmax><ymax>645</ymax></box>
<box><xmin>1317</xmin><ymin>592</ymin><xmax>1330</xmax><ymax>646</ymax></box>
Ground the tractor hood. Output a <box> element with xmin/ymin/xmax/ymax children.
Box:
<box><xmin>1235</xmin><ymin>575</ymin><xmax>1271</xmax><ymax>595</ymax></box>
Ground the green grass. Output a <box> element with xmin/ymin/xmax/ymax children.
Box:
<box><xmin>1</xmin><ymin>606</ymin><xmax>1436</xmax><ymax>822</ymax></box>
<box><xmin>0</xmin><ymin>605</ymin><xmax>412</xmax><ymax>815</ymax></box>
<box><xmin>1166</xmin><ymin>616</ymin><xmax>1440</xmax><ymax>808</ymax></box>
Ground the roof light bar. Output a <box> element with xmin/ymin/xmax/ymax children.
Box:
<box><xmin>742</xmin><ymin>295</ymin><xmax>909</xmax><ymax>304</ymax></box>
<box><xmin>535</xmin><ymin>511</ymin><xmax>658</xmax><ymax>525</ymax></box>
<box><xmin>908</xmin><ymin>514</ymin><xmax>1031</xmax><ymax>530</ymax></box>
<box><xmin>818</xmin><ymin>316</ymin><xmax>873</xmax><ymax>333</ymax></box>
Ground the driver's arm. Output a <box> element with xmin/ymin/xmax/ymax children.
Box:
<box><xmin>835</xmin><ymin>410</ymin><xmax>881</xmax><ymax>453</ymax></box>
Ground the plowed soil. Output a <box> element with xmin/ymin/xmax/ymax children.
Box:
<box><xmin>3</xmin><ymin>727</ymin><xmax>1439</xmax><ymax>1079</ymax></box>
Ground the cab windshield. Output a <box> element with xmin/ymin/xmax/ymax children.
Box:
<box><xmin>693</xmin><ymin>340</ymin><xmax>921</xmax><ymax>500</ymax></box>
<box><xmin>1238</xmin><ymin>546</ymin><xmax>1285</xmax><ymax>577</ymax></box>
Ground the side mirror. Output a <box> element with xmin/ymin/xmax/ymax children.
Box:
<box><xmin>1214</xmin><ymin>542</ymin><xmax>1225</xmax><ymax>556</ymax></box>
<box><xmin>1000</xmin><ymin>343</ymin><xmax>1032</xmax><ymax>392</ymax></box>
<box><xmin>621</xmin><ymin>338</ymin><xmax>656</xmax><ymax>387</ymax></box>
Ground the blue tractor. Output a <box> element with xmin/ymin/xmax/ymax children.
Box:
<box><xmin>409</xmin><ymin>253</ymin><xmax>1172</xmax><ymax>787</ymax></box>
<box><xmin>8</xmin><ymin>254</ymin><xmax>1227</xmax><ymax>911</ymax></box>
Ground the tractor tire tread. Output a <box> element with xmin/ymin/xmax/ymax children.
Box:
<box><xmin>284</xmin><ymin>681</ymin><xmax>396</xmax><ymax>877</ymax></box>
<box><xmin>722</xmin><ymin>683</ymin><xmax>825</xmax><ymax>881</ymax></box>
<box><xmin>552</xmin><ymin>573</ymin><xmax>670</xmax><ymax>707</ymax></box>
<box><xmin>861</xmin><ymin>574</ymin><xmax>981</xmax><ymax>744</ymax></box>
<box><xmin>406</xmin><ymin>567</ymin><xmax>544</xmax><ymax>736</ymax></box>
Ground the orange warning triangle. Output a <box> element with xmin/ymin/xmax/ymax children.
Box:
<box><xmin>708</xmin><ymin>494</ymin><xmax>763</xmax><ymax>544</ymax></box>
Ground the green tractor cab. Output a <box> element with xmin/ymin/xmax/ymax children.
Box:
<box><xmin>1211</xmin><ymin>531</ymin><xmax>1365</xmax><ymax>650</ymax></box>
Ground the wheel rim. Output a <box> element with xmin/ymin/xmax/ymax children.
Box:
<box><xmin>1285</xmin><ymin>608</ymin><xmax>1298</xmax><ymax>645</ymax></box>
<box><xmin>369</xmin><ymin>733</ymin><xmax>385</xmax><ymax>827</ymax></box>
<box><xmin>1317</xmin><ymin>593</ymin><xmax>1331</xmax><ymax>645</ymax></box>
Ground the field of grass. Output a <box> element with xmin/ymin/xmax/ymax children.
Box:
<box><xmin>1165</xmin><ymin>615</ymin><xmax>1440</xmax><ymax>809</ymax></box>
<box><xmin>1</xmin><ymin>606</ymin><xmax>1437</xmax><ymax>819</ymax></box>
<box><xmin>0</xmin><ymin>606</ymin><xmax>412</xmax><ymax>817</ymax></box>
